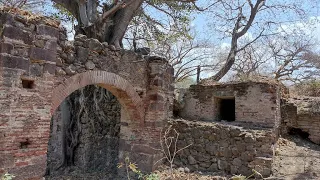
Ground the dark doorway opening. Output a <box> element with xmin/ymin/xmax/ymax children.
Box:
<box><xmin>217</xmin><ymin>98</ymin><xmax>235</xmax><ymax>121</ymax></box>
<box><xmin>288</xmin><ymin>127</ymin><xmax>310</xmax><ymax>139</ymax></box>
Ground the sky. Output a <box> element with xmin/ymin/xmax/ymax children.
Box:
<box><xmin>190</xmin><ymin>0</ymin><xmax>320</xmax><ymax>47</ymax></box>
<box><xmin>39</xmin><ymin>0</ymin><xmax>320</xmax><ymax>82</ymax></box>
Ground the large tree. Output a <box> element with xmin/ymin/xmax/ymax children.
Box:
<box><xmin>199</xmin><ymin>0</ymin><xmax>319</xmax><ymax>82</ymax></box>
<box><xmin>51</xmin><ymin>0</ymin><xmax>199</xmax><ymax>49</ymax></box>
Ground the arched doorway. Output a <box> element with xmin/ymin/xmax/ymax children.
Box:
<box><xmin>46</xmin><ymin>71</ymin><xmax>145</xmax><ymax>179</ymax></box>
<box><xmin>51</xmin><ymin>71</ymin><xmax>145</xmax><ymax>122</ymax></box>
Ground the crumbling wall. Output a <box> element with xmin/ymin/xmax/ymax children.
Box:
<box><xmin>180</xmin><ymin>82</ymin><xmax>279</xmax><ymax>127</ymax></box>
<box><xmin>170</xmin><ymin>119</ymin><xmax>276</xmax><ymax>177</ymax></box>
<box><xmin>281</xmin><ymin>97</ymin><xmax>320</xmax><ymax>144</ymax></box>
<box><xmin>0</xmin><ymin>11</ymin><xmax>60</xmax><ymax>179</ymax></box>
<box><xmin>0</xmin><ymin>9</ymin><xmax>174</xmax><ymax>179</ymax></box>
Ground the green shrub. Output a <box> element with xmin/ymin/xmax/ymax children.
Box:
<box><xmin>1</xmin><ymin>173</ymin><xmax>15</xmax><ymax>180</ymax></box>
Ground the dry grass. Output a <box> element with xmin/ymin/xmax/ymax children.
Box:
<box><xmin>0</xmin><ymin>6</ymin><xmax>60</xmax><ymax>27</ymax></box>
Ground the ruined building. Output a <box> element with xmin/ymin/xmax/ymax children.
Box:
<box><xmin>0</xmin><ymin>10</ymin><xmax>174</xmax><ymax>179</ymax></box>
<box><xmin>0</xmin><ymin>10</ymin><xmax>320</xmax><ymax>180</ymax></box>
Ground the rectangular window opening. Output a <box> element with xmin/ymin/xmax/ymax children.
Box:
<box><xmin>22</xmin><ymin>79</ymin><xmax>35</xmax><ymax>89</ymax></box>
<box><xmin>215</xmin><ymin>97</ymin><xmax>235</xmax><ymax>122</ymax></box>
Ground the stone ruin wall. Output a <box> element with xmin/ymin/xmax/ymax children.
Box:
<box><xmin>0</xmin><ymin>10</ymin><xmax>174</xmax><ymax>179</ymax></box>
<box><xmin>281</xmin><ymin>97</ymin><xmax>320</xmax><ymax>144</ymax></box>
<box><xmin>170</xmin><ymin>119</ymin><xmax>276</xmax><ymax>177</ymax></box>
<box><xmin>180</xmin><ymin>82</ymin><xmax>280</xmax><ymax>127</ymax></box>
<box><xmin>2</xmin><ymin>8</ymin><xmax>319</xmax><ymax>180</ymax></box>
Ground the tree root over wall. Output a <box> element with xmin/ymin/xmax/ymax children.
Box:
<box><xmin>46</xmin><ymin>85</ymin><xmax>121</xmax><ymax>179</ymax></box>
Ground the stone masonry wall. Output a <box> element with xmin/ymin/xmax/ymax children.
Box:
<box><xmin>281</xmin><ymin>97</ymin><xmax>320</xmax><ymax>144</ymax></box>
<box><xmin>180</xmin><ymin>82</ymin><xmax>279</xmax><ymax>127</ymax></box>
<box><xmin>170</xmin><ymin>119</ymin><xmax>276</xmax><ymax>177</ymax></box>
<box><xmin>0</xmin><ymin>10</ymin><xmax>174</xmax><ymax>179</ymax></box>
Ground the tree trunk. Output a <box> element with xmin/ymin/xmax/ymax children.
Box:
<box><xmin>52</xmin><ymin>0</ymin><xmax>143</xmax><ymax>48</ymax></box>
<box><xmin>104</xmin><ymin>0</ymin><xmax>144</xmax><ymax>48</ymax></box>
<box><xmin>210</xmin><ymin>34</ymin><xmax>238</xmax><ymax>81</ymax></box>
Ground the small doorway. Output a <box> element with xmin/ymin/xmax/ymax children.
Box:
<box><xmin>215</xmin><ymin>97</ymin><xmax>235</xmax><ymax>121</ymax></box>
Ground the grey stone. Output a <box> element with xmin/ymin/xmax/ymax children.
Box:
<box><xmin>199</xmin><ymin>162</ymin><xmax>211</xmax><ymax>168</ymax></box>
<box><xmin>0</xmin><ymin>42</ymin><xmax>14</xmax><ymax>54</ymax></box>
<box><xmin>55</xmin><ymin>67</ymin><xmax>66</xmax><ymax>75</ymax></box>
<box><xmin>87</xmin><ymin>38</ymin><xmax>103</xmax><ymax>52</ymax></box>
<box><xmin>16</xmin><ymin>48</ymin><xmax>29</xmax><ymax>58</ymax></box>
<box><xmin>232</xmin><ymin>158</ymin><xmax>242</xmax><ymax>167</ymax></box>
<box><xmin>108</xmin><ymin>45</ymin><xmax>117</xmax><ymax>51</ymax></box>
<box><xmin>188</xmin><ymin>155</ymin><xmax>197</xmax><ymax>165</ymax></box>
<box><xmin>178</xmin><ymin>167</ymin><xmax>184</xmax><ymax>172</ymax></box>
<box><xmin>44</xmin><ymin>63</ymin><xmax>56</xmax><ymax>74</ymax></box>
<box><xmin>3</xmin><ymin>25</ymin><xmax>32</xmax><ymax>45</ymax></box>
<box><xmin>30</xmin><ymin>47</ymin><xmax>56</xmax><ymax>62</ymax></box>
<box><xmin>184</xmin><ymin>167</ymin><xmax>190</xmax><ymax>173</ymax></box>
<box><xmin>102</xmin><ymin>42</ymin><xmax>109</xmax><ymax>48</ymax></box>
<box><xmin>230</xmin><ymin>165</ymin><xmax>238</xmax><ymax>175</ymax></box>
<box><xmin>0</xmin><ymin>54</ymin><xmax>29</xmax><ymax>71</ymax></box>
<box><xmin>244</xmin><ymin>134</ymin><xmax>255</xmax><ymax>143</ymax></box>
<box><xmin>230</xmin><ymin>128</ymin><xmax>242</xmax><ymax>137</ymax></box>
<box><xmin>66</xmin><ymin>53</ymin><xmax>75</xmax><ymax>64</ymax></box>
<box><xmin>241</xmin><ymin>152</ymin><xmax>255</xmax><ymax>162</ymax></box>
<box><xmin>36</xmin><ymin>24</ymin><xmax>59</xmax><ymax>38</ymax></box>
<box><xmin>60</xmin><ymin>53</ymin><xmax>67</xmax><ymax>60</ymax></box>
<box><xmin>34</xmin><ymin>40</ymin><xmax>45</xmax><ymax>48</ymax></box>
<box><xmin>218</xmin><ymin>160</ymin><xmax>228</xmax><ymax>170</ymax></box>
<box><xmin>85</xmin><ymin>60</ymin><xmax>95</xmax><ymax>70</ymax></box>
<box><xmin>65</xmin><ymin>64</ymin><xmax>76</xmax><ymax>75</ymax></box>
<box><xmin>74</xmin><ymin>41</ymin><xmax>84</xmax><ymax>47</ymax></box>
<box><xmin>208</xmin><ymin>163</ymin><xmax>218</xmax><ymax>171</ymax></box>
<box><xmin>45</xmin><ymin>40</ymin><xmax>57</xmax><ymax>50</ymax></box>
<box><xmin>56</xmin><ymin>58</ymin><xmax>63</xmax><ymax>67</ymax></box>
<box><xmin>30</xmin><ymin>64</ymin><xmax>43</xmax><ymax>77</ymax></box>
<box><xmin>74</xmin><ymin>34</ymin><xmax>87</xmax><ymax>42</ymax></box>
<box><xmin>76</xmin><ymin>46</ymin><xmax>89</xmax><ymax>62</ymax></box>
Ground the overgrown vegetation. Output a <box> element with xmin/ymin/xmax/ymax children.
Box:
<box><xmin>117</xmin><ymin>156</ymin><xmax>160</xmax><ymax>180</ymax></box>
<box><xmin>0</xmin><ymin>173</ymin><xmax>15</xmax><ymax>180</ymax></box>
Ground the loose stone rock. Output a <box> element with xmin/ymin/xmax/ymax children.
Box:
<box><xmin>85</xmin><ymin>60</ymin><xmax>95</xmax><ymax>70</ymax></box>
<box><xmin>65</xmin><ymin>64</ymin><xmax>76</xmax><ymax>75</ymax></box>
<box><xmin>55</xmin><ymin>66</ymin><xmax>66</xmax><ymax>75</ymax></box>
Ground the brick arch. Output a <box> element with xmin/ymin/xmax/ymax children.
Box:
<box><xmin>52</xmin><ymin>71</ymin><xmax>145</xmax><ymax>122</ymax></box>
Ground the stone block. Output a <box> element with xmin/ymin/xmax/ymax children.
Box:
<box><xmin>2</xmin><ymin>25</ymin><xmax>32</xmax><ymax>45</ymax></box>
<box><xmin>0</xmin><ymin>54</ymin><xmax>29</xmax><ymax>71</ymax></box>
<box><xmin>36</xmin><ymin>24</ymin><xmax>59</xmax><ymax>38</ymax></box>
<box><xmin>43</xmin><ymin>63</ymin><xmax>56</xmax><ymax>74</ymax></box>
<box><xmin>44</xmin><ymin>40</ymin><xmax>58</xmax><ymax>50</ymax></box>
<box><xmin>29</xmin><ymin>63</ymin><xmax>43</xmax><ymax>77</ymax></box>
<box><xmin>0</xmin><ymin>42</ymin><xmax>14</xmax><ymax>53</ymax></box>
<box><xmin>30</xmin><ymin>47</ymin><xmax>56</xmax><ymax>62</ymax></box>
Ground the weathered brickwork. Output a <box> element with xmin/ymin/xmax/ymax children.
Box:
<box><xmin>0</xmin><ymin>10</ymin><xmax>174</xmax><ymax>179</ymax></box>
<box><xmin>180</xmin><ymin>82</ymin><xmax>280</xmax><ymax>127</ymax></box>
<box><xmin>170</xmin><ymin>119</ymin><xmax>276</xmax><ymax>177</ymax></box>
<box><xmin>281</xmin><ymin>97</ymin><xmax>320</xmax><ymax>144</ymax></box>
